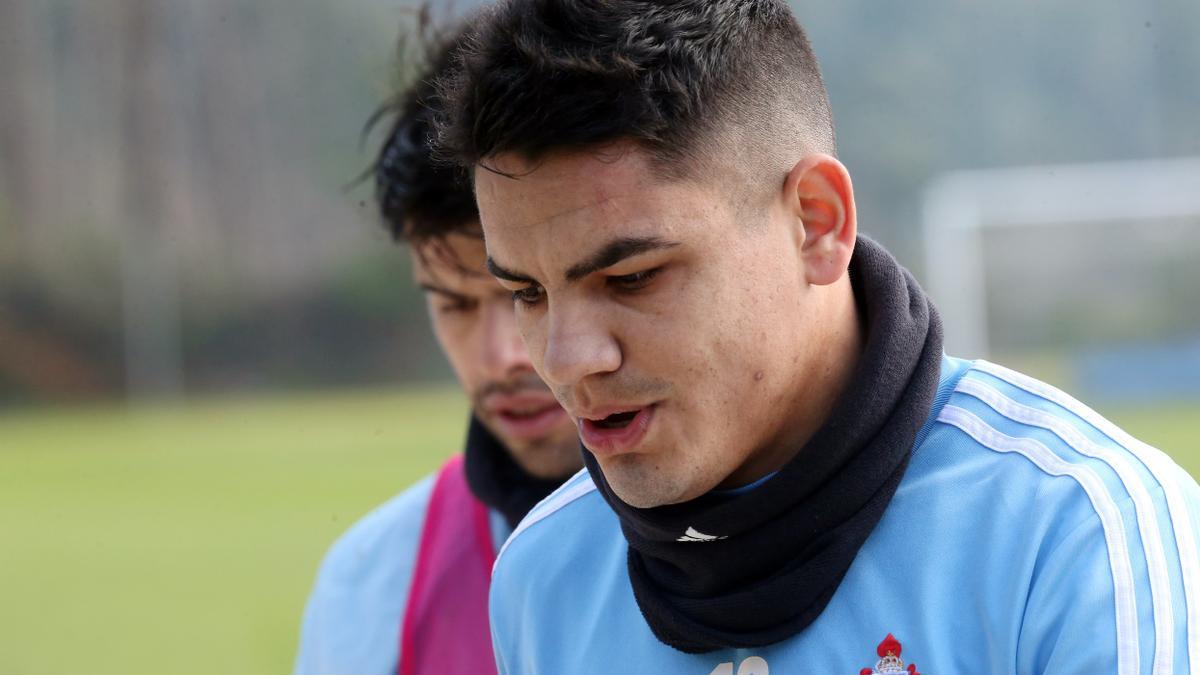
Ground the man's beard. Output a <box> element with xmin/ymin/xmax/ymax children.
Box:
<box><xmin>471</xmin><ymin>372</ymin><xmax>556</xmax><ymax>413</ymax></box>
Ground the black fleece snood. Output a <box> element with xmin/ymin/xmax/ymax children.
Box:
<box><xmin>463</xmin><ymin>415</ymin><xmax>570</xmax><ymax>531</ymax></box>
<box><xmin>582</xmin><ymin>237</ymin><xmax>944</xmax><ymax>653</ymax></box>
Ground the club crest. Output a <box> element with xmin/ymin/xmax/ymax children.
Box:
<box><xmin>858</xmin><ymin>633</ymin><xmax>921</xmax><ymax>675</ymax></box>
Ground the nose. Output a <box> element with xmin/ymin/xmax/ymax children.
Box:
<box><xmin>478</xmin><ymin>299</ymin><xmax>533</xmax><ymax>381</ymax></box>
<box><xmin>539</xmin><ymin>300</ymin><xmax>621</xmax><ymax>388</ymax></box>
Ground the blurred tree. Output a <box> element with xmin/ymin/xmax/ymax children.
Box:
<box><xmin>0</xmin><ymin>0</ymin><xmax>1196</xmax><ymax>403</ymax></box>
<box><xmin>118</xmin><ymin>0</ymin><xmax>185</xmax><ymax>399</ymax></box>
<box><xmin>0</xmin><ymin>0</ymin><xmax>53</xmax><ymax>266</ymax></box>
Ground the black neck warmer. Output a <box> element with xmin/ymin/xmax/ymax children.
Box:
<box><xmin>582</xmin><ymin>237</ymin><xmax>944</xmax><ymax>653</ymax></box>
<box><xmin>463</xmin><ymin>415</ymin><xmax>568</xmax><ymax>530</ymax></box>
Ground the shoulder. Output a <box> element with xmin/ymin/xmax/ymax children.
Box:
<box><xmin>491</xmin><ymin>468</ymin><xmax>615</xmax><ymax>593</ymax></box>
<box><xmin>294</xmin><ymin>473</ymin><xmax>437</xmax><ymax>674</ymax></box>
<box><xmin>495</xmin><ymin>468</ymin><xmax>607</xmax><ymax>564</ymax></box>
<box><xmin>927</xmin><ymin>358</ymin><xmax>1198</xmax><ymax>520</ymax></box>
<box><xmin>919</xmin><ymin>358</ymin><xmax>1200</xmax><ymax>673</ymax></box>
<box><xmin>316</xmin><ymin>473</ymin><xmax>437</xmax><ymax>589</ymax></box>
<box><xmin>489</xmin><ymin>469</ymin><xmax>630</xmax><ymax>672</ymax></box>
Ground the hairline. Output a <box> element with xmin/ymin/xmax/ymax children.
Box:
<box><xmin>472</xmin><ymin>128</ymin><xmax>801</xmax><ymax>220</ymax></box>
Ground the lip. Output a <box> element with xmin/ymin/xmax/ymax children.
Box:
<box><xmin>578</xmin><ymin>404</ymin><xmax>656</xmax><ymax>458</ymax></box>
<box><xmin>486</xmin><ymin>392</ymin><xmax>569</xmax><ymax>441</ymax></box>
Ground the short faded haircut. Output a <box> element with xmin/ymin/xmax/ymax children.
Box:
<box><xmin>435</xmin><ymin>0</ymin><xmax>836</xmax><ymax>188</ymax></box>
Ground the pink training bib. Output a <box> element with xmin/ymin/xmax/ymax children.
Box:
<box><xmin>398</xmin><ymin>455</ymin><xmax>498</xmax><ymax>675</ymax></box>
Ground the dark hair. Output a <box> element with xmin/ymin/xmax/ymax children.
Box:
<box><xmin>436</xmin><ymin>0</ymin><xmax>835</xmax><ymax>184</ymax></box>
<box><xmin>371</xmin><ymin>16</ymin><xmax>478</xmax><ymax>244</ymax></box>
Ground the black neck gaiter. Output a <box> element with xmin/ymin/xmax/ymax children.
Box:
<box><xmin>463</xmin><ymin>415</ymin><xmax>568</xmax><ymax>530</ymax></box>
<box><xmin>582</xmin><ymin>237</ymin><xmax>944</xmax><ymax>653</ymax></box>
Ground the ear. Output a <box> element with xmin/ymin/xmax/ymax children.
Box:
<box><xmin>782</xmin><ymin>154</ymin><xmax>857</xmax><ymax>286</ymax></box>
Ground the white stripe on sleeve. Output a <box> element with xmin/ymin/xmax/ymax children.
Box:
<box><xmin>958</xmin><ymin>375</ymin><xmax>1174</xmax><ymax>674</ymax></box>
<box><xmin>939</xmin><ymin>404</ymin><xmax>1140</xmax><ymax>675</ymax></box>
<box><xmin>975</xmin><ymin>360</ymin><xmax>1199</xmax><ymax>672</ymax></box>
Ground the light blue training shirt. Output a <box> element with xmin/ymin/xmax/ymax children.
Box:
<box><xmin>294</xmin><ymin>473</ymin><xmax>510</xmax><ymax>675</ymax></box>
<box><xmin>490</xmin><ymin>356</ymin><xmax>1200</xmax><ymax>674</ymax></box>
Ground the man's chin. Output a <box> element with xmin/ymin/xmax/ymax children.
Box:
<box><xmin>486</xmin><ymin>423</ymin><xmax>583</xmax><ymax>480</ymax></box>
<box><xmin>601</xmin><ymin>457</ymin><xmax>697</xmax><ymax>509</ymax></box>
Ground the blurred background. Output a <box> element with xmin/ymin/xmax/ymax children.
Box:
<box><xmin>1</xmin><ymin>0</ymin><xmax>1196</xmax><ymax>672</ymax></box>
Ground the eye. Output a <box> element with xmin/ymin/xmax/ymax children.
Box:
<box><xmin>511</xmin><ymin>285</ymin><xmax>545</xmax><ymax>307</ymax></box>
<box><xmin>438</xmin><ymin>299</ymin><xmax>478</xmax><ymax>315</ymax></box>
<box><xmin>607</xmin><ymin>267</ymin><xmax>661</xmax><ymax>293</ymax></box>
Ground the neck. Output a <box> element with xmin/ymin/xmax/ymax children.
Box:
<box><xmin>463</xmin><ymin>416</ymin><xmax>571</xmax><ymax>530</ymax></box>
<box><xmin>718</xmin><ymin>276</ymin><xmax>864</xmax><ymax>490</ymax></box>
<box><xmin>588</xmin><ymin>236</ymin><xmax>944</xmax><ymax>653</ymax></box>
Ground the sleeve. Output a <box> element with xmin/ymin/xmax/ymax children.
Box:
<box><xmin>1017</xmin><ymin>490</ymin><xmax>1194</xmax><ymax>675</ymax></box>
<box><xmin>489</xmin><ymin>553</ymin><xmax>518</xmax><ymax>675</ymax></box>
<box><xmin>294</xmin><ymin>536</ymin><xmax>372</xmax><ymax>675</ymax></box>
<box><xmin>293</xmin><ymin>574</ymin><xmax>332</xmax><ymax>675</ymax></box>
<box><xmin>1017</xmin><ymin>508</ymin><xmax>1124</xmax><ymax>674</ymax></box>
<box><xmin>490</xmin><ymin>606</ymin><xmax>511</xmax><ymax>675</ymax></box>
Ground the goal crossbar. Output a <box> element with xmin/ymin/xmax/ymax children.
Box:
<box><xmin>921</xmin><ymin>156</ymin><xmax>1200</xmax><ymax>357</ymax></box>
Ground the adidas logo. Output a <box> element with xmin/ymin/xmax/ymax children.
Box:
<box><xmin>676</xmin><ymin>527</ymin><xmax>728</xmax><ymax>542</ymax></box>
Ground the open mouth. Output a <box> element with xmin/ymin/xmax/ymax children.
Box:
<box><xmin>593</xmin><ymin>410</ymin><xmax>640</xmax><ymax>429</ymax></box>
<box><xmin>578</xmin><ymin>405</ymin><xmax>656</xmax><ymax>456</ymax></box>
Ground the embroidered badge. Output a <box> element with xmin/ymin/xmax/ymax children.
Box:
<box><xmin>858</xmin><ymin>633</ymin><xmax>920</xmax><ymax>675</ymax></box>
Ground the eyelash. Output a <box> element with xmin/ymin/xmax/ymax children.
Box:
<box><xmin>439</xmin><ymin>299</ymin><xmax>478</xmax><ymax>314</ymax></box>
<box><xmin>510</xmin><ymin>267</ymin><xmax>663</xmax><ymax>307</ymax></box>
<box><xmin>511</xmin><ymin>286</ymin><xmax>545</xmax><ymax>307</ymax></box>
<box><xmin>607</xmin><ymin>267</ymin><xmax>661</xmax><ymax>293</ymax></box>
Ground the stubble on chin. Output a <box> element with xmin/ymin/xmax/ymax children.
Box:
<box><xmin>525</xmin><ymin>436</ymin><xmax>585</xmax><ymax>479</ymax></box>
<box><xmin>600</xmin><ymin>453</ymin><xmax>697</xmax><ymax>509</ymax></box>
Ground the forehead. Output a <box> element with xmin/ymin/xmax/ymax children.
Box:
<box><xmin>474</xmin><ymin>145</ymin><xmax>720</xmax><ymax>267</ymax></box>
<box><xmin>477</xmin><ymin>145</ymin><xmax>648</xmax><ymax>210</ymax></box>
<box><xmin>411</xmin><ymin>232</ymin><xmax>493</xmax><ymax>286</ymax></box>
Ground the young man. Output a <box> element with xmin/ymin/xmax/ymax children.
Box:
<box><xmin>292</xmin><ymin>26</ymin><xmax>581</xmax><ymax>675</ymax></box>
<box><xmin>437</xmin><ymin>1</ymin><xmax>1200</xmax><ymax>673</ymax></box>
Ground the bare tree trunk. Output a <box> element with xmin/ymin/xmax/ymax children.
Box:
<box><xmin>0</xmin><ymin>0</ymin><xmax>54</xmax><ymax>270</ymax></box>
<box><xmin>118</xmin><ymin>0</ymin><xmax>185</xmax><ymax>400</ymax></box>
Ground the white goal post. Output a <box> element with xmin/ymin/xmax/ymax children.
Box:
<box><xmin>921</xmin><ymin>156</ymin><xmax>1200</xmax><ymax>359</ymax></box>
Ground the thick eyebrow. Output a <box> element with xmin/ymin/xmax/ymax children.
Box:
<box><xmin>485</xmin><ymin>235</ymin><xmax>680</xmax><ymax>287</ymax></box>
<box><xmin>485</xmin><ymin>257</ymin><xmax>535</xmax><ymax>285</ymax></box>
<box><xmin>564</xmin><ymin>236</ymin><xmax>680</xmax><ymax>283</ymax></box>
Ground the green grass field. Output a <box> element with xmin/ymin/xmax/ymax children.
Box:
<box><xmin>0</xmin><ymin>386</ymin><xmax>1196</xmax><ymax>674</ymax></box>
<box><xmin>0</xmin><ymin>386</ymin><xmax>467</xmax><ymax>675</ymax></box>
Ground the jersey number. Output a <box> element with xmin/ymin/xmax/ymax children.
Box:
<box><xmin>709</xmin><ymin>656</ymin><xmax>768</xmax><ymax>675</ymax></box>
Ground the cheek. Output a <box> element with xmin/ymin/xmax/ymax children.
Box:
<box><xmin>428</xmin><ymin>312</ymin><xmax>481</xmax><ymax>389</ymax></box>
<box><xmin>426</xmin><ymin>306</ymin><xmax>456</xmax><ymax>351</ymax></box>
<box><xmin>513</xmin><ymin>310</ymin><xmax>549</xmax><ymax>370</ymax></box>
<box><xmin>669</xmin><ymin>295</ymin><xmax>788</xmax><ymax>428</ymax></box>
